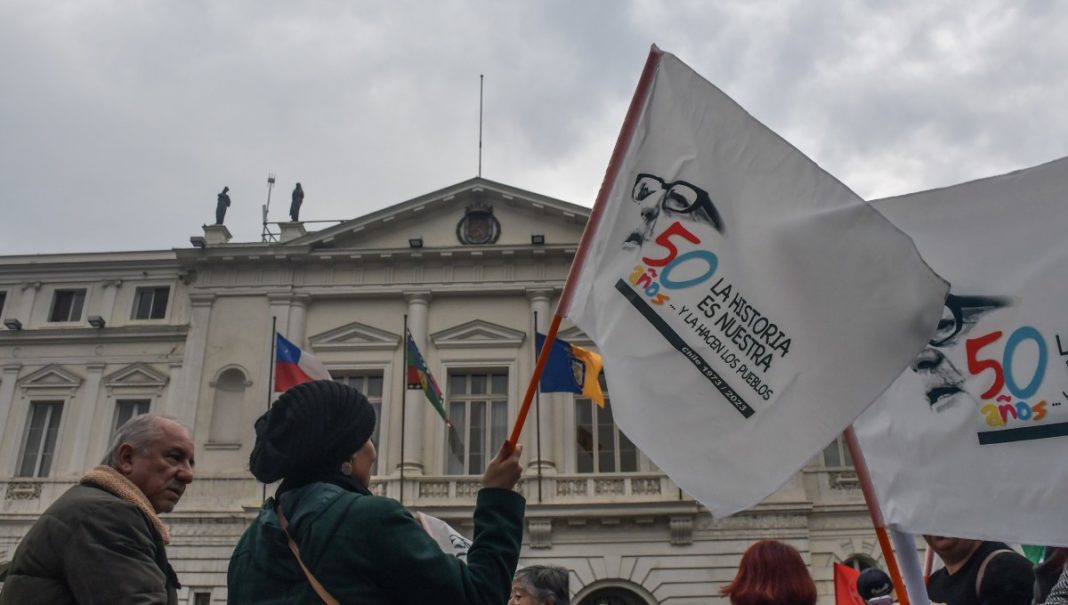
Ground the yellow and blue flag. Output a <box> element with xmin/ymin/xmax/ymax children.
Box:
<box><xmin>535</xmin><ymin>332</ymin><xmax>605</xmax><ymax>407</ymax></box>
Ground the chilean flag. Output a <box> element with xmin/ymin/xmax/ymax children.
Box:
<box><xmin>274</xmin><ymin>333</ymin><xmax>331</xmax><ymax>392</ymax></box>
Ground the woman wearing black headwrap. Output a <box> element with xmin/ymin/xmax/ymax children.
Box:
<box><xmin>227</xmin><ymin>380</ymin><xmax>525</xmax><ymax>604</ymax></box>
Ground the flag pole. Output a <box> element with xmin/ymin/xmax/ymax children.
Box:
<box><xmin>400</xmin><ymin>315</ymin><xmax>408</xmax><ymax>506</ymax></box>
<box><xmin>843</xmin><ymin>426</ymin><xmax>916</xmax><ymax>605</ymax></box>
<box><xmin>263</xmin><ymin>316</ymin><xmax>277</xmax><ymax>503</ymax></box>
<box><xmin>506</xmin><ymin>46</ymin><xmax>662</xmax><ymax>449</ymax></box>
<box><xmin>533</xmin><ymin>311</ymin><xmax>543</xmax><ymax>504</ymax></box>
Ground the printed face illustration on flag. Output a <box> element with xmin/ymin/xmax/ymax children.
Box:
<box><xmin>564</xmin><ymin>48</ymin><xmax>948</xmax><ymax>516</ymax></box>
<box><xmin>854</xmin><ymin>155</ymin><xmax>1068</xmax><ymax>546</ymax></box>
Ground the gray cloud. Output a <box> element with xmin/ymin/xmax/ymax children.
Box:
<box><xmin>1</xmin><ymin>0</ymin><xmax>1065</xmax><ymax>253</ymax></box>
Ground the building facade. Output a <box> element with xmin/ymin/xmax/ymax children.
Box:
<box><xmin>0</xmin><ymin>178</ymin><xmax>885</xmax><ymax>604</ymax></box>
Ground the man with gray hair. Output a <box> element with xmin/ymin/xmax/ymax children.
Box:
<box><xmin>1</xmin><ymin>414</ymin><xmax>194</xmax><ymax>604</ymax></box>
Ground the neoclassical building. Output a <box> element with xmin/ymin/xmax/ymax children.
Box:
<box><xmin>0</xmin><ymin>178</ymin><xmax>885</xmax><ymax>604</ymax></box>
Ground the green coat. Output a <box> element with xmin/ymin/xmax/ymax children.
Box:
<box><xmin>227</xmin><ymin>484</ymin><xmax>524</xmax><ymax>605</ymax></box>
<box><xmin>0</xmin><ymin>483</ymin><xmax>179</xmax><ymax>605</ymax></box>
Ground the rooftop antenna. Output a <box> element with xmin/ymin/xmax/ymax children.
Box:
<box><xmin>478</xmin><ymin>74</ymin><xmax>484</xmax><ymax>178</ymax></box>
<box><xmin>261</xmin><ymin>172</ymin><xmax>278</xmax><ymax>243</ymax></box>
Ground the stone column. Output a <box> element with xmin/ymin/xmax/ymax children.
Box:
<box><xmin>401</xmin><ymin>291</ymin><xmax>431</xmax><ymax>474</ymax></box>
<box><xmin>288</xmin><ymin>295</ymin><xmax>310</xmax><ymax>347</ymax></box>
<box><xmin>64</xmin><ymin>363</ymin><xmax>106</xmax><ymax>475</ymax></box>
<box><xmin>527</xmin><ymin>288</ymin><xmax>556</xmax><ymax>473</ymax></box>
<box><xmin>172</xmin><ymin>293</ymin><xmax>215</xmax><ymax>428</ymax></box>
<box><xmin>0</xmin><ymin>364</ymin><xmax>22</xmax><ymax>451</ymax></box>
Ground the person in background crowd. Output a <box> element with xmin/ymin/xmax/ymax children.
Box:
<box><xmin>924</xmin><ymin>535</ymin><xmax>1033</xmax><ymax>605</ymax></box>
<box><xmin>1035</xmin><ymin>547</ymin><xmax>1068</xmax><ymax>604</ymax></box>
<box><xmin>720</xmin><ymin>540</ymin><xmax>817</xmax><ymax>605</ymax></box>
<box><xmin>857</xmin><ymin>568</ymin><xmax>897</xmax><ymax>604</ymax></box>
<box><xmin>1</xmin><ymin>414</ymin><xmax>195</xmax><ymax>604</ymax></box>
<box><xmin>1043</xmin><ymin>566</ymin><xmax>1068</xmax><ymax>605</ymax></box>
<box><xmin>509</xmin><ymin>565</ymin><xmax>569</xmax><ymax>605</ymax></box>
<box><xmin>227</xmin><ymin>380</ymin><xmax>525</xmax><ymax>604</ymax></box>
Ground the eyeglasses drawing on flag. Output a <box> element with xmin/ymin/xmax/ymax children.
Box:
<box><xmin>561</xmin><ymin>46</ymin><xmax>947</xmax><ymax>517</ymax></box>
<box><xmin>535</xmin><ymin>332</ymin><xmax>605</xmax><ymax>407</ymax></box>
<box><xmin>854</xmin><ymin>153</ymin><xmax>1068</xmax><ymax>547</ymax></box>
<box><xmin>274</xmin><ymin>332</ymin><xmax>331</xmax><ymax>392</ymax></box>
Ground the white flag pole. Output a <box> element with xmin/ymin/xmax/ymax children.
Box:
<box><xmin>844</xmin><ymin>426</ymin><xmax>917</xmax><ymax>605</ymax></box>
<box><xmin>890</xmin><ymin>527</ymin><xmax>932</xmax><ymax>605</ymax></box>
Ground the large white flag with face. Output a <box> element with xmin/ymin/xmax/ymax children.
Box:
<box><xmin>854</xmin><ymin>156</ymin><xmax>1068</xmax><ymax>545</ymax></box>
<box><xmin>563</xmin><ymin>47</ymin><xmax>948</xmax><ymax>517</ymax></box>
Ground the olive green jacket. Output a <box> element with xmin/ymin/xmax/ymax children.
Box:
<box><xmin>0</xmin><ymin>466</ymin><xmax>179</xmax><ymax>605</ymax></box>
<box><xmin>227</xmin><ymin>484</ymin><xmax>524</xmax><ymax>605</ymax></box>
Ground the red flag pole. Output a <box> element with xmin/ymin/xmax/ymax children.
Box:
<box><xmin>506</xmin><ymin>46</ymin><xmax>663</xmax><ymax>450</ymax></box>
<box><xmin>843</xmin><ymin>426</ymin><xmax>914</xmax><ymax>605</ymax></box>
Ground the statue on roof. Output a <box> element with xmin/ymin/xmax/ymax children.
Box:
<box><xmin>215</xmin><ymin>186</ymin><xmax>231</xmax><ymax>225</ymax></box>
<box><xmin>290</xmin><ymin>183</ymin><xmax>304</xmax><ymax>222</ymax></box>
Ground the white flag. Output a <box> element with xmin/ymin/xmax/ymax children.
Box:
<box><xmin>854</xmin><ymin>156</ymin><xmax>1068</xmax><ymax>545</ymax></box>
<box><xmin>564</xmin><ymin>47</ymin><xmax>948</xmax><ymax>517</ymax></box>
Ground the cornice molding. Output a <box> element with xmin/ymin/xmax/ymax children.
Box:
<box><xmin>0</xmin><ymin>325</ymin><xmax>188</xmax><ymax>346</ymax></box>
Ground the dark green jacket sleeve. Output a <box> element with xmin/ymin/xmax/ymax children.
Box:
<box><xmin>326</xmin><ymin>487</ymin><xmax>524</xmax><ymax>605</ymax></box>
<box><xmin>62</xmin><ymin>500</ymin><xmax>171</xmax><ymax>605</ymax></box>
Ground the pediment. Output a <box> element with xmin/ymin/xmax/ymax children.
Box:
<box><xmin>309</xmin><ymin>321</ymin><xmax>401</xmax><ymax>352</ymax></box>
<box><xmin>431</xmin><ymin>320</ymin><xmax>526</xmax><ymax>349</ymax></box>
<box><xmin>18</xmin><ymin>364</ymin><xmax>83</xmax><ymax>392</ymax></box>
<box><xmin>104</xmin><ymin>363</ymin><xmax>169</xmax><ymax>389</ymax></box>
<box><xmin>289</xmin><ymin>178</ymin><xmax>590</xmax><ymax>252</ymax></box>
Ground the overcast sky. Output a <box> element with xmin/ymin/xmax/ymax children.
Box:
<box><xmin>2</xmin><ymin>0</ymin><xmax>1065</xmax><ymax>254</ymax></box>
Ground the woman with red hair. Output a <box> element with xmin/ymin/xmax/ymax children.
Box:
<box><xmin>721</xmin><ymin>540</ymin><xmax>818</xmax><ymax>605</ymax></box>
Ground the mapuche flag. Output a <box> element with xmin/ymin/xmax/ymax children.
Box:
<box><xmin>535</xmin><ymin>332</ymin><xmax>605</xmax><ymax>407</ymax></box>
<box><xmin>274</xmin><ymin>332</ymin><xmax>331</xmax><ymax>392</ymax></box>
<box><xmin>561</xmin><ymin>47</ymin><xmax>948</xmax><ymax>517</ymax></box>
<box><xmin>406</xmin><ymin>330</ymin><xmax>450</xmax><ymax>425</ymax></box>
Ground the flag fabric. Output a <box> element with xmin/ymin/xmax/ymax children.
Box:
<box><xmin>415</xmin><ymin>512</ymin><xmax>472</xmax><ymax>562</ymax></box>
<box><xmin>535</xmin><ymin>332</ymin><xmax>605</xmax><ymax>407</ymax></box>
<box><xmin>833</xmin><ymin>563</ymin><xmax>867</xmax><ymax>605</ymax></box>
<box><xmin>274</xmin><ymin>332</ymin><xmax>331</xmax><ymax>392</ymax></box>
<box><xmin>854</xmin><ymin>155</ymin><xmax>1068</xmax><ymax>546</ymax></box>
<box><xmin>406</xmin><ymin>330</ymin><xmax>450</xmax><ymax>425</ymax></box>
<box><xmin>562</xmin><ymin>47</ymin><xmax>948</xmax><ymax>517</ymax></box>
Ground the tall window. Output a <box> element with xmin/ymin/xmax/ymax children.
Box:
<box><xmin>132</xmin><ymin>287</ymin><xmax>170</xmax><ymax>320</ymax></box>
<box><xmin>49</xmin><ymin>289</ymin><xmax>86</xmax><ymax>322</ymax></box>
<box><xmin>0</xmin><ymin>291</ymin><xmax>6</xmax><ymax>317</ymax></box>
<box><xmin>112</xmin><ymin>399</ymin><xmax>150</xmax><ymax>438</ymax></box>
<box><xmin>576</xmin><ymin>376</ymin><xmax>637</xmax><ymax>473</ymax></box>
<box><xmin>446</xmin><ymin>371</ymin><xmax>508</xmax><ymax>475</ymax></box>
<box><xmin>822</xmin><ymin>435</ymin><xmax>854</xmax><ymax>468</ymax></box>
<box><xmin>18</xmin><ymin>401</ymin><xmax>63</xmax><ymax>477</ymax></box>
<box><xmin>334</xmin><ymin>372</ymin><xmax>383</xmax><ymax>474</ymax></box>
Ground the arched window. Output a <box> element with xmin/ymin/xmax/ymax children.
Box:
<box><xmin>209</xmin><ymin>368</ymin><xmax>248</xmax><ymax>445</ymax></box>
<box><xmin>842</xmin><ymin>553</ymin><xmax>879</xmax><ymax>571</ymax></box>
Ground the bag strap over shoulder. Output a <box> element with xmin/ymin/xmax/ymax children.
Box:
<box><xmin>276</xmin><ymin>505</ymin><xmax>341</xmax><ymax>605</ymax></box>
<box><xmin>975</xmin><ymin>548</ymin><xmax>1015</xmax><ymax>599</ymax></box>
